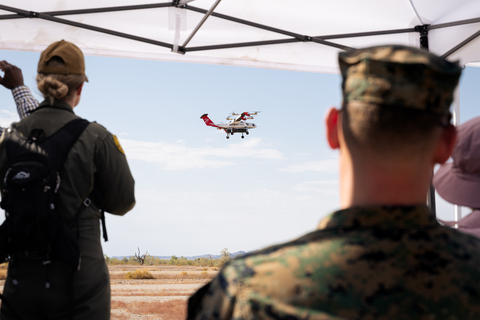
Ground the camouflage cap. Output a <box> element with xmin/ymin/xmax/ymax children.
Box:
<box><xmin>339</xmin><ymin>45</ymin><xmax>462</xmax><ymax>114</ymax></box>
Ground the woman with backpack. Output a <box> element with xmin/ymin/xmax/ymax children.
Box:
<box><xmin>0</xmin><ymin>40</ymin><xmax>135</xmax><ymax>320</ymax></box>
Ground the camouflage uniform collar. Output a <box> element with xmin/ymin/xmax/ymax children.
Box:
<box><xmin>317</xmin><ymin>205</ymin><xmax>437</xmax><ymax>230</ymax></box>
<box><xmin>36</xmin><ymin>98</ymin><xmax>75</xmax><ymax>114</ymax></box>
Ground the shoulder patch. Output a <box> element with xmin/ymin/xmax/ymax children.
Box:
<box><xmin>113</xmin><ymin>135</ymin><xmax>125</xmax><ymax>154</ymax></box>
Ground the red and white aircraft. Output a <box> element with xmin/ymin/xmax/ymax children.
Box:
<box><xmin>200</xmin><ymin>112</ymin><xmax>260</xmax><ymax>139</ymax></box>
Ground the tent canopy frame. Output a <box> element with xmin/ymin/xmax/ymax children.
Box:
<box><xmin>0</xmin><ymin>2</ymin><xmax>479</xmax><ymax>58</ymax></box>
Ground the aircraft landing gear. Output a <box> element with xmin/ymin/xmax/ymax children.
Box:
<box><xmin>226</xmin><ymin>135</ymin><xmax>230</xmax><ymax>139</ymax></box>
<box><xmin>241</xmin><ymin>134</ymin><xmax>244</xmax><ymax>139</ymax></box>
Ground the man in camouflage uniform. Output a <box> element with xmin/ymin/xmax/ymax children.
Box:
<box><xmin>187</xmin><ymin>45</ymin><xmax>480</xmax><ymax>320</ymax></box>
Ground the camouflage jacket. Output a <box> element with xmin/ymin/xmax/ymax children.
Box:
<box><xmin>187</xmin><ymin>206</ymin><xmax>480</xmax><ymax>320</ymax></box>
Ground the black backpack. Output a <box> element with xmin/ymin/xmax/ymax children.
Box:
<box><xmin>0</xmin><ymin>118</ymin><xmax>90</xmax><ymax>271</ymax></box>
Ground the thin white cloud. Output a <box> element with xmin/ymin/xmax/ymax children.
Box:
<box><xmin>0</xmin><ymin>109</ymin><xmax>19</xmax><ymax>128</ymax></box>
<box><xmin>120</xmin><ymin>137</ymin><xmax>284</xmax><ymax>170</ymax></box>
<box><xmin>294</xmin><ymin>180</ymin><xmax>339</xmax><ymax>197</ymax></box>
<box><xmin>278</xmin><ymin>159</ymin><xmax>338</xmax><ymax>173</ymax></box>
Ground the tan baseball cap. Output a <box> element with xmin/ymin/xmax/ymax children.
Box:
<box><xmin>38</xmin><ymin>40</ymin><xmax>86</xmax><ymax>76</ymax></box>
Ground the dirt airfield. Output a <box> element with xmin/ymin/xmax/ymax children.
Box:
<box><xmin>109</xmin><ymin>265</ymin><xmax>217</xmax><ymax>319</ymax></box>
<box><xmin>0</xmin><ymin>264</ymin><xmax>218</xmax><ymax>320</ymax></box>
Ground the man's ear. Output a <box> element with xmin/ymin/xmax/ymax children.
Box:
<box><xmin>325</xmin><ymin>107</ymin><xmax>340</xmax><ymax>149</ymax></box>
<box><xmin>433</xmin><ymin>124</ymin><xmax>457</xmax><ymax>164</ymax></box>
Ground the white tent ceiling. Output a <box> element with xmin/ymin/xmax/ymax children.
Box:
<box><xmin>0</xmin><ymin>0</ymin><xmax>480</xmax><ymax>74</ymax></box>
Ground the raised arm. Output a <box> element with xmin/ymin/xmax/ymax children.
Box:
<box><xmin>0</xmin><ymin>61</ymin><xmax>39</xmax><ymax>136</ymax></box>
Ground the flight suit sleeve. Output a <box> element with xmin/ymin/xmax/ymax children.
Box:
<box><xmin>94</xmin><ymin>131</ymin><xmax>135</xmax><ymax>215</ymax></box>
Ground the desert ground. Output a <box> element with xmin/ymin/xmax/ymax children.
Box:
<box><xmin>109</xmin><ymin>265</ymin><xmax>217</xmax><ymax>320</ymax></box>
<box><xmin>0</xmin><ymin>265</ymin><xmax>218</xmax><ymax>320</ymax></box>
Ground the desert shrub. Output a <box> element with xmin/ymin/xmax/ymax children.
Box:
<box><xmin>219</xmin><ymin>248</ymin><xmax>231</xmax><ymax>266</ymax></box>
<box><xmin>167</xmin><ymin>255</ymin><xmax>196</xmax><ymax>266</ymax></box>
<box><xmin>180</xmin><ymin>271</ymin><xmax>188</xmax><ymax>276</ymax></box>
<box><xmin>105</xmin><ymin>248</ymin><xmax>238</xmax><ymax>267</ymax></box>
<box><xmin>109</xmin><ymin>258</ymin><xmax>124</xmax><ymax>265</ymax></box>
<box><xmin>124</xmin><ymin>269</ymin><xmax>155</xmax><ymax>280</ymax></box>
<box><xmin>104</xmin><ymin>255</ymin><xmax>133</xmax><ymax>265</ymax></box>
<box><xmin>144</xmin><ymin>254</ymin><xmax>156</xmax><ymax>265</ymax></box>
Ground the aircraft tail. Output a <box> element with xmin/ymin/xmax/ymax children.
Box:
<box><xmin>200</xmin><ymin>114</ymin><xmax>218</xmax><ymax>127</ymax></box>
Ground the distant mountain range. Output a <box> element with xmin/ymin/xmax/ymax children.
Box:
<box><xmin>112</xmin><ymin>250</ymin><xmax>248</xmax><ymax>261</ymax></box>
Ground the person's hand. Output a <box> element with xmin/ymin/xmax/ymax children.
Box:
<box><xmin>0</xmin><ymin>61</ymin><xmax>24</xmax><ymax>90</ymax></box>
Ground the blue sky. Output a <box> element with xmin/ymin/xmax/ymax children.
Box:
<box><xmin>0</xmin><ymin>49</ymin><xmax>479</xmax><ymax>257</ymax></box>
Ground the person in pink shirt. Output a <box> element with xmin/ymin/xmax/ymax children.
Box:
<box><xmin>434</xmin><ymin>116</ymin><xmax>480</xmax><ymax>237</ymax></box>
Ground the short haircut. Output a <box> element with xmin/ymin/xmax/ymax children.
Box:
<box><xmin>341</xmin><ymin>101</ymin><xmax>449</xmax><ymax>156</ymax></box>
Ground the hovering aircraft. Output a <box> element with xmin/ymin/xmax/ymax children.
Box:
<box><xmin>200</xmin><ymin>111</ymin><xmax>261</xmax><ymax>139</ymax></box>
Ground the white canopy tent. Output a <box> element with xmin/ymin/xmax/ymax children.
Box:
<box><xmin>0</xmin><ymin>1</ymin><xmax>480</xmax><ymax>73</ymax></box>
<box><xmin>0</xmin><ymin>0</ymin><xmax>479</xmax><ymax>218</ymax></box>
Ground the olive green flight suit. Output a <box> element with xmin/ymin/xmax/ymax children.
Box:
<box><xmin>0</xmin><ymin>99</ymin><xmax>135</xmax><ymax>319</ymax></box>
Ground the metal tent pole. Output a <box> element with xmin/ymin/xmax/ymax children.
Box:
<box><xmin>184</xmin><ymin>5</ymin><xmax>354</xmax><ymax>51</ymax></box>
<box><xmin>0</xmin><ymin>4</ymin><xmax>173</xmax><ymax>49</ymax></box>
<box><xmin>0</xmin><ymin>3</ymin><xmax>174</xmax><ymax>20</ymax></box>
<box><xmin>429</xmin><ymin>17</ymin><xmax>480</xmax><ymax>30</ymax></box>
<box><xmin>415</xmin><ymin>23</ymin><xmax>437</xmax><ymax>218</ymax></box>
<box><xmin>441</xmin><ymin>28</ymin><xmax>480</xmax><ymax>59</ymax></box>
<box><xmin>427</xmin><ymin>180</ymin><xmax>437</xmax><ymax>218</ymax></box>
<box><xmin>453</xmin><ymin>87</ymin><xmax>462</xmax><ymax>227</ymax></box>
<box><xmin>181</xmin><ymin>0</ymin><xmax>222</xmax><ymax>50</ymax></box>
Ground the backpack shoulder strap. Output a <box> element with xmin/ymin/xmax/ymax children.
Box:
<box><xmin>43</xmin><ymin>118</ymin><xmax>90</xmax><ymax>170</ymax></box>
<box><xmin>3</xmin><ymin>119</ymin><xmax>90</xmax><ymax>171</ymax></box>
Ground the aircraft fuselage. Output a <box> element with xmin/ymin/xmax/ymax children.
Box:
<box><xmin>216</xmin><ymin>121</ymin><xmax>256</xmax><ymax>130</ymax></box>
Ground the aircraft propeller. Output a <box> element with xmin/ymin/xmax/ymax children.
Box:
<box><xmin>227</xmin><ymin>111</ymin><xmax>262</xmax><ymax>120</ymax></box>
